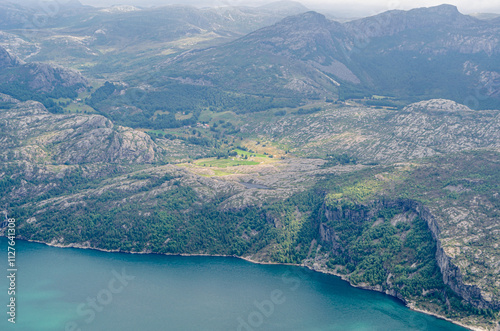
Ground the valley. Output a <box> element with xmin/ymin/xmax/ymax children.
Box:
<box><xmin>0</xmin><ymin>1</ymin><xmax>499</xmax><ymax>330</ymax></box>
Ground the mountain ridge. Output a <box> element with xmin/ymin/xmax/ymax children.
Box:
<box><xmin>153</xmin><ymin>5</ymin><xmax>500</xmax><ymax>108</ymax></box>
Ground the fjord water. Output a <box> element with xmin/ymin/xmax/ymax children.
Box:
<box><xmin>0</xmin><ymin>238</ymin><xmax>467</xmax><ymax>331</ymax></box>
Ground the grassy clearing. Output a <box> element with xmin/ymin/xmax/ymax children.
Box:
<box><xmin>194</xmin><ymin>158</ymin><xmax>259</xmax><ymax>168</ymax></box>
<box><xmin>151</xmin><ymin>110</ymin><xmax>170</xmax><ymax>121</ymax></box>
<box><xmin>199</xmin><ymin>109</ymin><xmax>239</xmax><ymax>123</ymax></box>
<box><xmin>212</xmin><ymin>169</ymin><xmax>234</xmax><ymax>176</ymax></box>
<box><xmin>238</xmin><ymin>139</ymin><xmax>288</xmax><ymax>158</ymax></box>
<box><xmin>175</xmin><ymin>112</ymin><xmax>193</xmax><ymax>120</ymax></box>
<box><xmin>166</xmin><ymin>33</ymin><xmax>220</xmax><ymax>49</ymax></box>
<box><xmin>146</xmin><ymin>129</ymin><xmax>166</xmax><ymax>135</ymax></box>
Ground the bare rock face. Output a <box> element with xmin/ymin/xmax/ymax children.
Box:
<box><xmin>26</xmin><ymin>62</ymin><xmax>88</xmax><ymax>92</ymax></box>
<box><xmin>403</xmin><ymin>99</ymin><xmax>473</xmax><ymax>112</ymax></box>
<box><xmin>244</xmin><ymin>99</ymin><xmax>500</xmax><ymax>163</ymax></box>
<box><xmin>1</xmin><ymin>101</ymin><xmax>158</xmax><ymax>164</ymax></box>
<box><xmin>0</xmin><ymin>45</ymin><xmax>22</xmax><ymax>68</ymax></box>
<box><xmin>0</xmin><ymin>92</ymin><xmax>19</xmax><ymax>103</ymax></box>
<box><xmin>0</xmin><ymin>45</ymin><xmax>87</xmax><ymax>93</ymax></box>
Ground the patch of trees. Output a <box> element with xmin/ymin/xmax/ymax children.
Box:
<box><xmin>87</xmin><ymin>81</ymin><xmax>117</xmax><ymax>107</ymax></box>
<box><xmin>338</xmin><ymin>84</ymin><xmax>371</xmax><ymax>101</ymax></box>
<box><xmin>148</xmin><ymin>131</ymin><xmax>220</xmax><ymax>148</ymax></box>
<box><xmin>322</xmin><ymin>153</ymin><xmax>358</xmax><ymax>167</ymax></box>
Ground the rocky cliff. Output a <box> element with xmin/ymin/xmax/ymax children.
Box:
<box><xmin>319</xmin><ymin>198</ymin><xmax>499</xmax><ymax>329</ymax></box>
<box><xmin>410</xmin><ymin>201</ymin><xmax>497</xmax><ymax>309</ymax></box>
<box><xmin>324</xmin><ymin>199</ymin><xmax>499</xmax><ymax>309</ymax></box>
<box><xmin>0</xmin><ymin>44</ymin><xmax>21</xmax><ymax>68</ymax></box>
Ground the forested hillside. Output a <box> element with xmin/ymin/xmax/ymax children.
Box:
<box><xmin>0</xmin><ymin>2</ymin><xmax>499</xmax><ymax>329</ymax></box>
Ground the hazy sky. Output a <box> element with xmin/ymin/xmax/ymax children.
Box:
<box><xmin>76</xmin><ymin>0</ymin><xmax>500</xmax><ymax>16</ymax></box>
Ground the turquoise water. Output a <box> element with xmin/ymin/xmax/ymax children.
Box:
<box><xmin>0</xmin><ymin>237</ymin><xmax>468</xmax><ymax>331</ymax></box>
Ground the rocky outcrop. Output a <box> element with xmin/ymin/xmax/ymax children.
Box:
<box><xmin>0</xmin><ymin>100</ymin><xmax>158</xmax><ymax>164</ymax></box>
<box><xmin>0</xmin><ymin>45</ymin><xmax>22</xmax><ymax>68</ymax></box>
<box><xmin>404</xmin><ymin>99</ymin><xmax>474</xmax><ymax>112</ymax></box>
<box><xmin>0</xmin><ymin>46</ymin><xmax>87</xmax><ymax>92</ymax></box>
<box><xmin>245</xmin><ymin>99</ymin><xmax>500</xmax><ymax>163</ymax></box>
<box><xmin>0</xmin><ymin>92</ymin><xmax>19</xmax><ymax>103</ymax></box>
<box><xmin>25</xmin><ymin>62</ymin><xmax>88</xmax><ymax>92</ymax></box>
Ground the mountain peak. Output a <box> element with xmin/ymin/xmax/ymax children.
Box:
<box><xmin>424</xmin><ymin>4</ymin><xmax>459</xmax><ymax>13</ymax></box>
<box><xmin>408</xmin><ymin>4</ymin><xmax>463</xmax><ymax>20</ymax></box>
<box><xmin>297</xmin><ymin>11</ymin><xmax>327</xmax><ymax>20</ymax></box>
<box><xmin>346</xmin><ymin>4</ymin><xmax>475</xmax><ymax>39</ymax></box>
<box><xmin>279</xmin><ymin>11</ymin><xmax>330</xmax><ymax>27</ymax></box>
<box><xmin>259</xmin><ymin>1</ymin><xmax>309</xmax><ymax>15</ymax></box>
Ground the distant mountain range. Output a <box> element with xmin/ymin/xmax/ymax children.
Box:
<box><xmin>157</xmin><ymin>5</ymin><xmax>500</xmax><ymax>109</ymax></box>
<box><xmin>3</xmin><ymin>2</ymin><xmax>498</xmax><ymax>110</ymax></box>
<box><xmin>0</xmin><ymin>0</ymin><xmax>311</xmax><ymax>79</ymax></box>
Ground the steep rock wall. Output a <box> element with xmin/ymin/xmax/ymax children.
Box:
<box><xmin>322</xmin><ymin>199</ymin><xmax>499</xmax><ymax>310</ymax></box>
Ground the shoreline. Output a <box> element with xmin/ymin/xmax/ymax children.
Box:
<box><xmin>235</xmin><ymin>255</ymin><xmax>485</xmax><ymax>331</ymax></box>
<box><xmin>18</xmin><ymin>238</ymin><xmax>486</xmax><ymax>331</ymax></box>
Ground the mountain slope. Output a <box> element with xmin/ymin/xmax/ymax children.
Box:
<box><xmin>0</xmin><ymin>46</ymin><xmax>87</xmax><ymax>112</ymax></box>
<box><xmin>242</xmin><ymin>99</ymin><xmax>500</xmax><ymax>162</ymax></box>
<box><xmin>0</xmin><ymin>0</ymin><xmax>91</xmax><ymax>29</ymax></box>
<box><xmin>155</xmin><ymin>5</ymin><xmax>500</xmax><ymax>108</ymax></box>
<box><xmin>0</xmin><ymin>95</ymin><xmax>158</xmax><ymax>165</ymax></box>
<box><xmin>156</xmin><ymin>11</ymin><xmax>352</xmax><ymax>98</ymax></box>
<box><xmin>1</xmin><ymin>4</ymin><xmax>500</xmax><ymax>329</ymax></box>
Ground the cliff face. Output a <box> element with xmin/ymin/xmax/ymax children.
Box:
<box><xmin>321</xmin><ymin>199</ymin><xmax>499</xmax><ymax>310</ymax></box>
<box><xmin>409</xmin><ymin>202</ymin><xmax>492</xmax><ymax>308</ymax></box>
